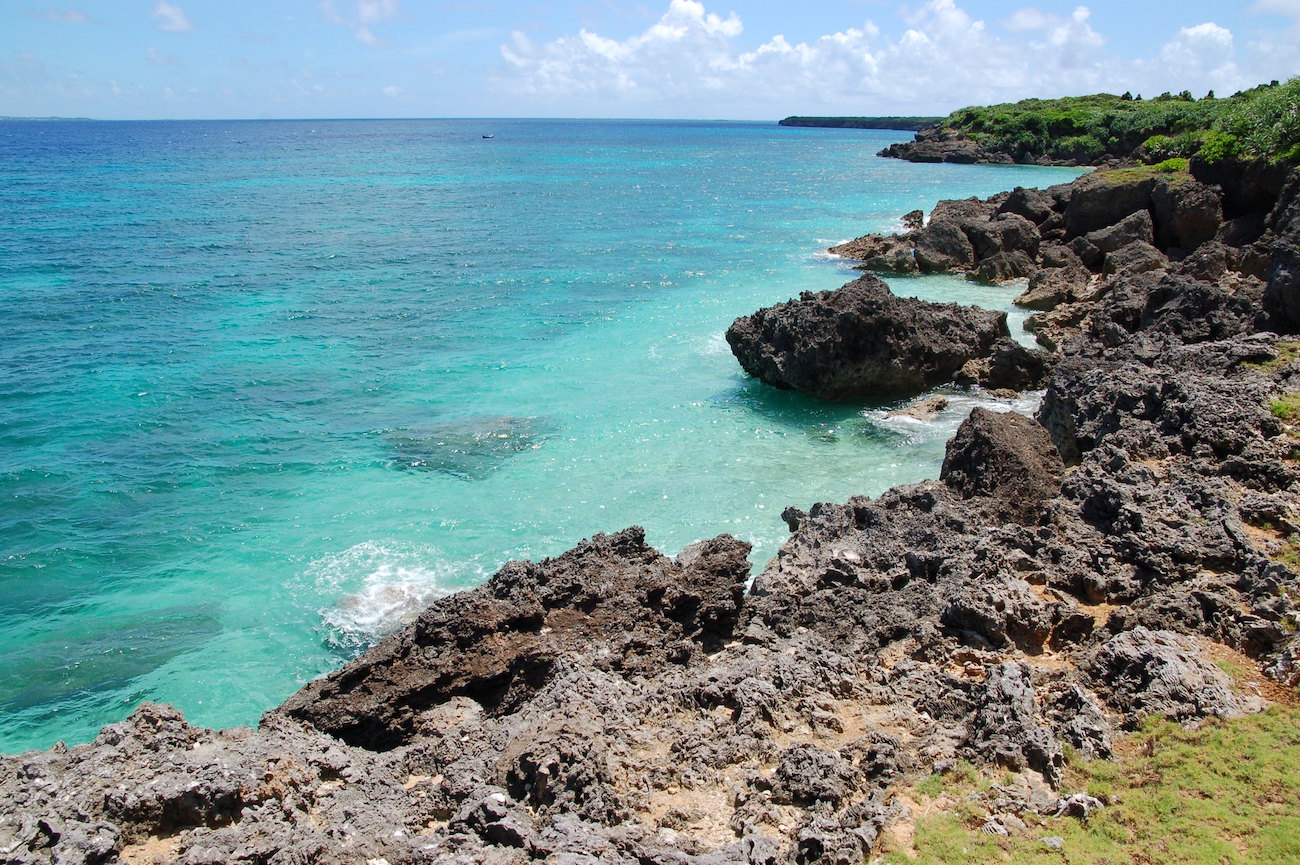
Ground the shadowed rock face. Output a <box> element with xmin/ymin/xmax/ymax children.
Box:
<box><xmin>725</xmin><ymin>273</ymin><xmax>1008</xmax><ymax>400</ymax></box>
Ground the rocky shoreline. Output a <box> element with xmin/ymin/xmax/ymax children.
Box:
<box><xmin>3</xmin><ymin>160</ymin><xmax>1299</xmax><ymax>864</ymax></box>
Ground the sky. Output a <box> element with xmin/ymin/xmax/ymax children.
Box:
<box><xmin>3</xmin><ymin>1</ymin><xmax>1300</xmax><ymax>120</ymax></box>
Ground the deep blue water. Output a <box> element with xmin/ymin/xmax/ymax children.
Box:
<box><xmin>0</xmin><ymin>118</ymin><xmax>1083</xmax><ymax>753</ymax></box>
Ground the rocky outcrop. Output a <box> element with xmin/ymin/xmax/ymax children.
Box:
<box><xmin>832</xmin><ymin>171</ymin><xmax>1227</xmax><ymax>338</ymax></box>
<box><xmin>954</xmin><ymin>337</ymin><xmax>1057</xmax><ymax>391</ymax></box>
<box><xmin>5</xmin><ymin>162</ymin><xmax>1300</xmax><ymax>865</ymax></box>
<box><xmin>828</xmin><ymin>164</ymin><xmax>1300</xmax><ymax>358</ymax></box>
<box><xmin>724</xmin><ymin>273</ymin><xmax>1007</xmax><ymax>399</ymax></box>
<box><xmin>278</xmin><ymin>527</ymin><xmax>750</xmax><ymax>750</ymax></box>
<box><xmin>877</xmin><ymin>126</ymin><xmax>1016</xmax><ymax>165</ymax></box>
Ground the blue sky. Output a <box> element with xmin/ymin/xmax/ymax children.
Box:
<box><xmin>3</xmin><ymin>1</ymin><xmax>1299</xmax><ymax>119</ymax></box>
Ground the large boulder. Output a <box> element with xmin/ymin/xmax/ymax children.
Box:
<box><xmin>1086</xmin><ymin>628</ymin><xmax>1248</xmax><ymax>727</ymax></box>
<box><xmin>1152</xmin><ymin>178</ymin><xmax>1223</xmax><ymax>251</ymax></box>
<box><xmin>1087</xmin><ymin>209</ymin><xmax>1155</xmax><ymax>254</ymax></box>
<box><xmin>914</xmin><ymin>220</ymin><xmax>977</xmax><ymax>272</ymax></box>
<box><xmin>940</xmin><ymin>408</ymin><xmax>1064</xmax><ymax>523</ymax></box>
<box><xmin>726</xmin><ymin>274</ymin><xmax>1008</xmax><ymax>400</ymax></box>
<box><xmin>955</xmin><ymin>338</ymin><xmax>1057</xmax><ymax>391</ymax></box>
<box><xmin>1063</xmin><ymin>172</ymin><xmax>1157</xmax><ymax>238</ymax></box>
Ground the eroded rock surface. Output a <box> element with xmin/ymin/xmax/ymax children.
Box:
<box><xmin>724</xmin><ymin>273</ymin><xmax>1007</xmax><ymax>400</ymax></box>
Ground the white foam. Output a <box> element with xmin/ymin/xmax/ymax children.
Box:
<box><xmin>863</xmin><ymin>388</ymin><xmax>1046</xmax><ymax>444</ymax></box>
<box><xmin>302</xmin><ymin>540</ymin><xmax>485</xmax><ymax>649</ymax></box>
<box><xmin>700</xmin><ymin>332</ymin><xmax>732</xmax><ymax>356</ymax></box>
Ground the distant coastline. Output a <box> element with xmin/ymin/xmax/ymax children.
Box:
<box><xmin>778</xmin><ymin>115</ymin><xmax>940</xmax><ymax>131</ymax></box>
<box><xmin>0</xmin><ymin>116</ymin><xmax>94</xmax><ymax>122</ymax></box>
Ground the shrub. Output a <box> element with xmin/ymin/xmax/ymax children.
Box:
<box><xmin>930</xmin><ymin>78</ymin><xmax>1300</xmax><ymax>164</ymax></box>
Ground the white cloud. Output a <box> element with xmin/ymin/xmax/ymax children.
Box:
<box><xmin>495</xmin><ymin>0</ymin><xmax>1295</xmax><ymax>117</ymax></box>
<box><xmin>320</xmin><ymin>0</ymin><xmax>401</xmax><ymax>46</ymax></box>
<box><xmin>1004</xmin><ymin>8</ymin><xmax>1054</xmax><ymax>32</ymax></box>
<box><xmin>1143</xmin><ymin>22</ymin><xmax>1248</xmax><ymax>94</ymax></box>
<box><xmin>153</xmin><ymin>2</ymin><xmax>193</xmax><ymax>33</ymax></box>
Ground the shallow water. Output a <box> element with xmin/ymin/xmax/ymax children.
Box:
<box><xmin>0</xmin><ymin>118</ymin><xmax>1082</xmax><ymax>752</ymax></box>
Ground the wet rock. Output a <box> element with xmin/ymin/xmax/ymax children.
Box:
<box><xmin>1015</xmin><ymin>262</ymin><xmax>1093</xmax><ymax>311</ymax></box>
<box><xmin>388</xmin><ymin>415</ymin><xmax>557</xmax><ymax>480</ymax></box>
<box><xmin>914</xmin><ymin>220</ymin><xmax>977</xmax><ymax>272</ymax></box>
<box><xmin>973</xmin><ymin>250</ymin><xmax>1035</xmax><ymax>283</ymax></box>
<box><xmin>725</xmin><ymin>274</ymin><xmax>1008</xmax><ymax>400</ymax></box>
<box><xmin>827</xmin><ymin>234</ymin><xmax>917</xmax><ymax>274</ymax></box>
<box><xmin>966</xmin><ymin>213</ymin><xmax>1041</xmax><ymax>261</ymax></box>
<box><xmin>877</xmin><ymin>127</ymin><xmax>1008</xmax><ymax>164</ymax></box>
<box><xmin>886</xmin><ymin>396</ymin><xmax>948</xmax><ymax>421</ymax></box>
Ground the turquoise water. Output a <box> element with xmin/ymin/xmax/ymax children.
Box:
<box><xmin>0</xmin><ymin>118</ymin><xmax>1083</xmax><ymax>753</ymax></box>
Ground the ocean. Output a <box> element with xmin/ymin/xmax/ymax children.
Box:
<box><xmin>0</xmin><ymin>118</ymin><xmax>1083</xmax><ymax>753</ymax></box>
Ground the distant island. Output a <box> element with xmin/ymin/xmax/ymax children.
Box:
<box><xmin>778</xmin><ymin>115</ymin><xmax>941</xmax><ymax>131</ymax></box>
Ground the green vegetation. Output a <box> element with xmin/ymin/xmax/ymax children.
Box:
<box><xmin>1269</xmin><ymin>393</ymin><xmax>1300</xmax><ymax>422</ymax></box>
<box><xmin>1277</xmin><ymin>537</ymin><xmax>1300</xmax><ymax>573</ymax></box>
<box><xmin>933</xmin><ymin>79</ymin><xmax>1300</xmax><ymax>165</ymax></box>
<box><xmin>1094</xmin><ymin>164</ymin><xmax>1193</xmax><ymax>185</ymax></box>
<box><xmin>883</xmin><ymin>706</ymin><xmax>1300</xmax><ymax>864</ymax></box>
<box><xmin>779</xmin><ymin>116</ymin><xmax>943</xmax><ymax>131</ymax></box>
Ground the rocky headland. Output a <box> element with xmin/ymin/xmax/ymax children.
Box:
<box><xmin>4</xmin><ymin>157</ymin><xmax>1300</xmax><ymax>864</ymax></box>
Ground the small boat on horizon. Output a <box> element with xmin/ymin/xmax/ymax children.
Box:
<box><xmin>482</xmin><ymin>133</ymin><xmax>495</xmax><ymax>139</ymax></box>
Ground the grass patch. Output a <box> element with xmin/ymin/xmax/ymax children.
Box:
<box><xmin>884</xmin><ymin>706</ymin><xmax>1300</xmax><ymax>864</ymax></box>
<box><xmin>1093</xmin><ymin>165</ymin><xmax>1191</xmax><ymax>185</ymax></box>
<box><xmin>1269</xmin><ymin>393</ymin><xmax>1300</xmax><ymax>423</ymax></box>
<box><xmin>1276</xmin><ymin>537</ymin><xmax>1300</xmax><ymax>573</ymax></box>
<box><xmin>1246</xmin><ymin>340</ymin><xmax>1300</xmax><ymax>372</ymax></box>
